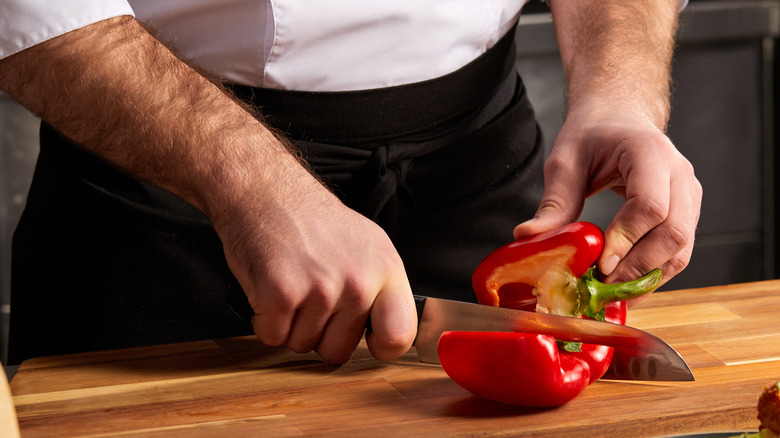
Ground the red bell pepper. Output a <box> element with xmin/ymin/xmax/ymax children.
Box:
<box><xmin>438</xmin><ymin>221</ymin><xmax>662</xmax><ymax>406</ymax></box>
<box><xmin>471</xmin><ymin>221</ymin><xmax>661</xmax><ymax>321</ymax></box>
<box><xmin>438</xmin><ymin>302</ymin><xmax>626</xmax><ymax>407</ymax></box>
<box><xmin>438</xmin><ymin>331</ymin><xmax>591</xmax><ymax>407</ymax></box>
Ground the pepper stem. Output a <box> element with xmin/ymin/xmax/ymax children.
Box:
<box><xmin>577</xmin><ymin>266</ymin><xmax>663</xmax><ymax>321</ymax></box>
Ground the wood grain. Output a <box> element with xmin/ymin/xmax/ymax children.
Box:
<box><xmin>0</xmin><ymin>366</ymin><xmax>20</xmax><ymax>438</ymax></box>
<box><xmin>10</xmin><ymin>280</ymin><xmax>780</xmax><ymax>437</ymax></box>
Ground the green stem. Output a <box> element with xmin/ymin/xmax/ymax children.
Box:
<box><xmin>576</xmin><ymin>266</ymin><xmax>663</xmax><ymax>320</ymax></box>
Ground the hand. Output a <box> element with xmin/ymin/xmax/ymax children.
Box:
<box><xmin>513</xmin><ymin>106</ymin><xmax>702</xmax><ymax>288</ymax></box>
<box><xmin>212</xmin><ymin>158</ymin><xmax>418</xmax><ymax>364</ymax></box>
<box><xmin>529</xmin><ymin>0</ymin><xmax>697</xmax><ymax>288</ymax></box>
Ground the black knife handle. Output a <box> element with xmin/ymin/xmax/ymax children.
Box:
<box><xmin>226</xmin><ymin>281</ymin><xmax>426</xmax><ymax>331</ymax></box>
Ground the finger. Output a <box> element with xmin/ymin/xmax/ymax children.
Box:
<box><xmin>248</xmin><ymin>284</ymin><xmax>298</xmax><ymax>347</ymax></box>
<box><xmin>513</xmin><ymin>148</ymin><xmax>587</xmax><ymax>240</ymax></box>
<box><xmin>312</xmin><ymin>273</ymin><xmax>384</xmax><ymax>364</ymax></box>
<box><xmin>364</xmin><ymin>276</ymin><xmax>417</xmax><ymax>362</ymax></box>
<box><xmin>598</xmin><ymin>149</ymin><xmax>672</xmax><ymax>276</ymax></box>
<box><xmin>606</xmin><ymin>220</ymin><xmax>694</xmax><ymax>287</ymax></box>
<box><xmin>605</xmin><ymin>166</ymin><xmax>700</xmax><ymax>284</ymax></box>
<box><xmin>314</xmin><ymin>309</ymin><xmax>368</xmax><ymax>365</ymax></box>
<box><xmin>285</xmin><ymin>295</ymin><xmax>335</xmax><ymax>354</ymax></box>
<box><xmin>605</xmin><ymin>221</ymin><xmax>686</xmax><ymax>283</ymax></box>
<box><xmin>251</xmin><ymin>306</ymin><xmax>294</xmax><ymax>347</ymax></box>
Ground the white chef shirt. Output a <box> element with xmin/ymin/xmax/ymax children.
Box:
<box><xmin>0</xmin><ymin>0</ymin><xmax>687</xmax><ymax>92</ymax></box>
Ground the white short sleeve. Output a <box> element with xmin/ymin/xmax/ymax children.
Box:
<box><xmin>0</xmin><ymin>0</ymin><xmax>135</xmax><ymax>59</ymax></box>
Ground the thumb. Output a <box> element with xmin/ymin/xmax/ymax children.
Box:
<box><xmin>513</xmin><ymin>160</ymin><xmax>586</xmax><ymax>240</ymax></box>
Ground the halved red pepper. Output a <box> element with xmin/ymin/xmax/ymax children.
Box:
<box><xmin>472</xmin><ymin>221</ymin><xmax>602</xmax><ymax>311</ymax></box>
<box><xmin>438</xmin><ymin>331</ymin><xmax>591</xmax><ymax>407</ymax></box>
<box><xmin>438</xmin><ymin>222</ymin><xmax>662</xmax><ymax>406</ymax></box>
<box><xmin>438</xmin><ymin>301</ymin><xmax>626</xmax><ymax>407</ymax></box>
<box><xmin>471</xmin><ymin>221</ymin><xmax>660</xmax><ymax>321</ymax></box>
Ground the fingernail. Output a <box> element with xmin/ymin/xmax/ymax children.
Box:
<box><xmin>601</xmin><ymin>254</ymin><xmax>620</xmax><ymax>276</ymax></box>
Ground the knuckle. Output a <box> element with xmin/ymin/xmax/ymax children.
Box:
<box><xmin>693</xmin><ymin>178</ymin><xmax>704</xmax><ymax>200</ymax></box>
<box><xmin>342</xmin><ymin>274</ymin><xmax>376</xmax><ymax>311</ymax></box>
<box><xmin>678</xmin><ymin>160</ymin><xmax>703</xmax><ymax>196</ymax></box>
<box><xmin>666</xmin><ymin>254</ymin><xmax>690</xmax><ymax>276</ymax></box>
<box><xmin>663</xmin><ymin>223</ymin><xmax>692</xmax><ymax>251</ymax></box>
<box><xmin>670</xmin><ymin>243</ymin><xmax>694</xmax><ymax>270</ymax></box>
<box><xmin>679</xmin><ymin>156</ymin><xmax>697</xmax><ymax>176</ymax></box>
<box><xmin>292</xmin><ymin>266</ymin><xmax>344</xmax><ymax>309</ymax></box>
<box><xmin>640</xmin><ymin>198</ymin><xmax>668</xmax><ymax>225</ymax></box>
<box><xmin>544</xmin><ymin>149</ymin><xmax>574</xmax><ymax>169</ymax></box>
<box><xmin>259</xmin><ymin>274</ymin><xmax>302</xmax><ymax>311</ymax></box>
<box><xmin>543</xmin><ymin>154</ymin><xmax>564</xmax><ymax>173</ymax></box>
<box><xmin>308</xmin><ymin>278</ymin><xmax>340</xmax><ymax>306</ymax></box>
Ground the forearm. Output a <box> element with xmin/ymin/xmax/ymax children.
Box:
<box><xmin>0</xmin><ymin>15</ymin><xmax>301</xmax><ymax>221</ymax></box>
<box><xmin>549</xmin><ymin>0</ymin><xmax>679</xmax><ymax>130</ymax></box>
<box><xmin>0</xmin><ymin>14</ymin><xmax>420</xmax><ymax>365</ymax></box>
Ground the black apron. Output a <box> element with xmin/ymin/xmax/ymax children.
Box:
<box><xmin>8</xmin><ymin>27</ymin><xmax>544</xmax><ymax>364</ymax></box>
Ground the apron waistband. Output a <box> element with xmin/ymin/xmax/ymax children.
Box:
<box><xmin>226</xmin><ymin>25</ymin><xmax>518</xmax><ymax>143</ymax></box>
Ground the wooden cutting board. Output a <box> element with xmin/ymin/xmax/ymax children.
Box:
<box><xmin>9</xmin><ymin>280</ymin><xmax>780</xmax><ymax>437</ymax></box>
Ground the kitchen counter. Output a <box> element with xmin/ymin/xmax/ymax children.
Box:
<box><xmin>9</xmin><ymin>280</ymin><xmax>780</xmax><ymax>437</ymax></box>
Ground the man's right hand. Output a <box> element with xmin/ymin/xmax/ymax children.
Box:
<box><xmin>0</xmin><ymin>15</ymin><xmax>417</xmax><ymax>364</ymax></box>
<box><xmin>212</xmin><ymin>151</ymin><xmax>418</xmax><ymax>364</ymax></box>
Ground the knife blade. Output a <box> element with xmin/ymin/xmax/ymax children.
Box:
<box><xmin>225</xmin><ymin>283</ymin><xmax>694</xmax><ymax>381</ymax></box>
<box><xmin>413</xmin><ymin>295</ymin><xmax>693</xmax><ymax>381</ymax></box>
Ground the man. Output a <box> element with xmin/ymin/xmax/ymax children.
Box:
<box><xmin>0</xmin><ymin>0</ymin><xmax>701</xmax><ymax>365</ymax></box>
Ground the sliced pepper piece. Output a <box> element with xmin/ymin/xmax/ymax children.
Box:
<box><xmin>438</xmin><ymin>331</ymin><xmax>591</xmax><ymax>407</ymax></box>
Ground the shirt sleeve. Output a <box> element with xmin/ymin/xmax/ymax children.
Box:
<box><xmin>0</xmin><ymin>0</ymin><xmax>135</xmax><ymax>60</ymax></box>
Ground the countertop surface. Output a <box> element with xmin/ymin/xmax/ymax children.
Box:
<box><xmin>10</xmin><ymin>280</ymin><xmax>780</xmax><ymax>437</ymax></box>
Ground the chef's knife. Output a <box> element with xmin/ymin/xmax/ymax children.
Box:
<box><xmin>226</xmin><ymin>283</ymin><xmax>694</xmax><ymax>382</ymax></box>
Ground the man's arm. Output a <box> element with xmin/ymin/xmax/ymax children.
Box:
<box><xmin>514</xmin><ymin>0</ymin><xmax>702</xmax><ymax>286</ymax></box>
<box><xmin>0</xmin><ymin>16</ymin><xmax>417</xmax><ymax>363</ymax></box>
<box><xmin>554</xmin><ymin>0</ymin><xmax>677</xmax><ymax>128</ymax></box>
